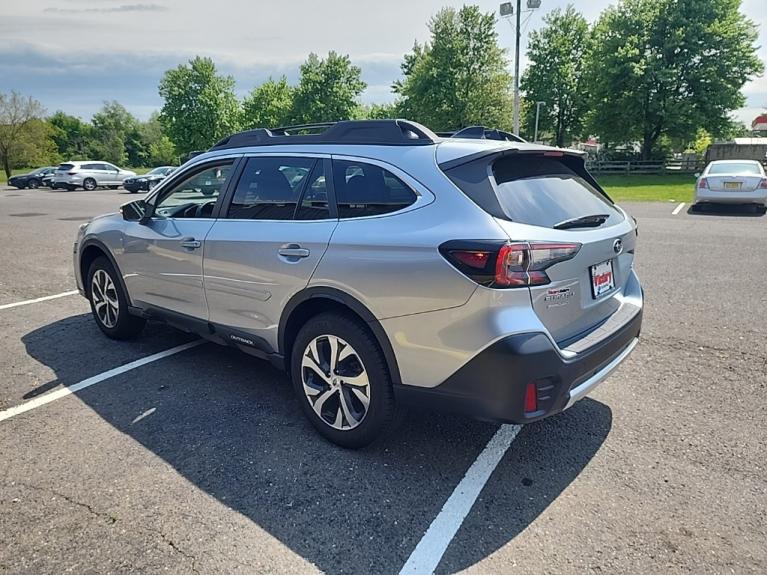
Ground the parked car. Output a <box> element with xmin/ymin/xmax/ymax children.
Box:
<box><xmin>41</xmin><ymin>170</ymin><xmax>56</xmax><ymax>188</ymax></box>
<box><xmin>694</xmin><ymin>160</ymin><xmax>767</xmax><ymax>209</ymax></box>
<box><xmin>7</xmin><ymin>167</ymin><xmax>56</xmax><ymax>189</ymax></box>
<box><xmin>123</xmin><ymin>166</ymin><xmax>176</xmax><ymax>193</ymax></box>
<box><xmin>74</xmin><ymin>120</ymin><xmax>643</xmax><ymax>448</ymax></box>
<box><xmin>52</xmin><ymin>161</ymin><xmax>136</xmax><ymax>191</ymax></box>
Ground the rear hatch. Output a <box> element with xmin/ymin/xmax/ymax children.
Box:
<box><xmin>441</xmin><ymin>149</ymin><xmax>637</xmax><ymax>344</ymax></box>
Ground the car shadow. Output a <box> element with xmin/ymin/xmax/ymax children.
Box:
<box><xmin>688</xmin><ymin>203</ymin><xmax>766</xmax><ymax>217</ymax></box>
<box><xmin>21</xmin><ymin>317</ymin><xmax>612</xmax><ymax>573</ymax></box>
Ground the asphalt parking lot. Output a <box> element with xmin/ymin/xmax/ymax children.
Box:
<box><xmin>0</xmin><ymin>186</ymin><xmax>765</xmax><ymax>574</ymax></box>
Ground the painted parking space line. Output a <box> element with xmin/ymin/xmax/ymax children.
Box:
<box><xmin>399</xmin><ymin>424</ymin><xmax>522</xmax><ymax>575</ymax></box>
<box><xmin>0</xmin><ymin>340</ymin><xmax>204</xmax><ymax>423</ymax></box>
<box><xmin>0</xmin><ymin>290</ymin><xmax>79</xmax><ymax>311</ymax></box>
<box><xmin>672</xmin><ymin>202</ymin><xmax>686</xmax><ymax>215</ymax></box>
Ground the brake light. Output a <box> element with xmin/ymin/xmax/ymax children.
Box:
<box><xmin>698</xmin><ymin>177</ymin><xmax>708</xmax><ymax>189</ymax></box>
<box><xmin>495</xmin><ymin>242</ymin><xmax>581</xmax><ymax>287</ymax></box>
<box><xmin>440</xmin><ymin>240</ymin><xmax>580</xmax><ymax>288</ymax></box>
<box><xmin>759</xmin><ymin>179</ymin><xmax>767</xmax><ymax>189</ymax></box>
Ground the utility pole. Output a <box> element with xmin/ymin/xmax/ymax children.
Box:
<box><xmin>500</xmin><ymin>1</ymin><xmax>541</xmax><ymax>136</ymax></box>
<box><xmin>513</xmin><ymin>0</ymin><xmax>521</xmax><ymax>136</ymax></box>
<box><xmin>534</xmin><ymin>100</ymin><xmax>545</xmax><ymax>142</ymax></box>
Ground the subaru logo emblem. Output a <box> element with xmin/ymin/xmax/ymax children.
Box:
<box><xmin>613</xmin><ymin>239</ymin><xmax>623</xmax><ymax>254</ymax></box>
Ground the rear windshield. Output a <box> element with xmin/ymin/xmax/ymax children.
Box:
<box><xmin>489</xmin><ymin>156</ymin><xmax>623</xmax><ymax>229</ymax></box>
<box><xmin>57</xmin><ymin>164</ymin><xmax>75</xmax><ymax>171</ymax></box>
<box><xmin>708</xmin><ymin>162</ymin><xmax>762</xmax><ymax>175</ymax></box>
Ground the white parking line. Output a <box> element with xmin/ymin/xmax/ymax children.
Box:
<box><xmin>672</xmin><ymin>202</ymin><xmax>686</xmax><ymax>215</ymax></box>
<box><xmin>399</xmin><ymin>424</ymin><xmax>522</xmax><ymax>575</ymax></box>
<box><xmin>0</xmin><ymin>340</ymin><xmax>204</xmax><ymax>423</ymax></box>
<box><xmin>0</xmin><ymin>290</ymin><xmax>79</xmax><ymax>311</ymax></box>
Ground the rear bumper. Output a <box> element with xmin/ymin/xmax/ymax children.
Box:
<box><xmin>695</xmin><ymin>189</ymin><xmax>767</xmax><ymax>205</ymax></box>
<box><xmin>394</xmin><ymin>304</ymin><xmax>642</xmax><ymax>424</ymax></box>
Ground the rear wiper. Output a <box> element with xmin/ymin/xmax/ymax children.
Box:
<box><xmin>553</xmin><ymin>214</ymin><xmax>610</xmax><ymax>230</ymax></box>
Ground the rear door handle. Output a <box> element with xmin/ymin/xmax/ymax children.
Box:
<box><xmin>278</xmin><ymin>244</ymin><xmax>310</xmax><ymax>258</ymax></box>
<box><xmin>180</xmin><ymin>238</ymin><xmax>201</xmax><ymax>249</ymax></box>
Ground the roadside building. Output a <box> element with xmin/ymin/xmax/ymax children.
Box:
<box><xmin>705</xmin><ymin>137</ymin><xmax>767</xmax><ymax>164</ymax></box>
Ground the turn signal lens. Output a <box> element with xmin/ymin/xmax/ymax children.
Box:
<box><xmin>451</xmin><ymin>250</ymin><xmax>491</xmax><ymax>269</ymax></box>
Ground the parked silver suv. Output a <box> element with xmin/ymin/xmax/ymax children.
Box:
<box><xmin>53</xmin><ymin>161</ymin><xmax>136</xmax><ymax>191</ymax></box>
<box><xmin>73</xmin><ymin>120</ymin><xmax>642</xmax><ymax>447</ymax></box>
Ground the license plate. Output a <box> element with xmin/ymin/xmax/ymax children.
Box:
<box><xmin>590</xmin><ymin>259</ymin><xmax>615</xmax><ymax>298</ymax></box>
<box><xmin>724</xmin><ymin>182</ymin><xmax>741</xmax><ymax>190</ymax></box>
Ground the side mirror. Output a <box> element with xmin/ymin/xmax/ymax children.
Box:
<box><xmin>121</xmin><ymin>199</ymin><xmax>146</xmax><ymax>222</ymax></box>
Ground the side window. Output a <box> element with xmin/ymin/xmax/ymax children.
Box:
<box><xmin>154</xmin><ymin>162</ymin><xmax>233</xmax><ymax>219</ymax></box>
<box><xmin>295</xmin><ymin>161</ymin><xmax>330</xmax><ymax>220</ymax></box>
<box><xmin>227</xmin><ymin>156</ymin><xmax>316</xmax><ymax>220</ymax></box>
<box><xmin>82</xmin><ymin>163</ymin><xmax>99</xmax><ymax>170</ymax></box>
<box><xmin>332</xmin><ymin>160</ymin><xmax>417</xmax><ymax>218</ymax></box>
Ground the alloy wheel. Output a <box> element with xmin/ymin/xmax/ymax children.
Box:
<box><xmin>301</xmin><ymin>335</ymin><xmax>371</xmax><ymax>430</ymax></box>
<box><xmin>91</xmin><ymin>269</ymin><xmax>119</xmax><ymax>328</ymax></box>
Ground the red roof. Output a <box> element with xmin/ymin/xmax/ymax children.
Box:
<box><xmin>752</xmin><ymin>113</ymin><xmax>767</xmax><ymax>128</ymax></box>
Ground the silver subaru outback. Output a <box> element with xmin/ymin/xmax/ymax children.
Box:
<box><xmin>73</xmin><ymin>120</ymin><xmax>642</xmax><ymax>448</ymax></box>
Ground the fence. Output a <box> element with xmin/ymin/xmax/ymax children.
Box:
<box><xmin>585</xmin><ymin>159</ymin><xmax>705</xmax><ymax>174</ymax></box>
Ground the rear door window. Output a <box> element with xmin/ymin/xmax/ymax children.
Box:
<box><xmin>57</xmin><ymin>164</ymin><xmax>74</xmax><ymax>171</ymax></box>
<box><xmin>332</xmin><ymin>160</ymin><xmax>417</xmax><ymax>218</ymax></box>
<box><xmin>227</xmin><ymin>156</ymin><xmax>317</xmax><ymax>220</ymax></box>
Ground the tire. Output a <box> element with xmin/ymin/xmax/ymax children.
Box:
<box><xmin>108</xmin><ymin>185</ymin><xmax>118</xmax><ymax>190</ymax></box>
<box><xmin>129</xmin><ymin>189</ymin><xmax>138</xmax><ymax>194</ymax></box>
<box><xmin>291</xmin><ymin>313</ymin><xmax>397</xmax><ymax>448</ymax></box>
<box><xmin>86</xmin><ymin>256</ymin><xmax>146</xmax><ymax>340</ymax></box>
<box><xmin>66</xmin><ymin>185</ymin><xmax>77</xmax><ymax>192</ymax></box>
<box><xmin>83</xmin><ymin>178</ymin><xmax>97</xmax><ymax>191</ymax></box>
<box><xmin>27</xmin><ymin>178</ymin><xmax>40</xmax><ymax>189</ymax></box>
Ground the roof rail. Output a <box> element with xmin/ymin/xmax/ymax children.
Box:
<box><xmin>449</xmin><ymin>126</ymin><xmax>526</xmax><ymax>143</ymax></box>
<box><xmin>209</xmin><ymin>119</ymin><xmax>440</xmax><ymax>150</ymax></box>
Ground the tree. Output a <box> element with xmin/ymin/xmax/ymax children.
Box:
<box><xmin>290</xmin><ymin>52</ymin><xmax>366</xmax><ymax>124</ymax></box>
<box><xmin>0</xmin><ymin>92</ymin><xmax>50</xmax><ymax>178</ymax></box>
<box><xmin>49</xmin><ymin>111</ymin><xmax>93</xmax><ymax>160</ymax></box>
<box><xmin>588</xmin><ymin>0</ymin><xmax>764</xmax><ymax>159</ymax></box>
<box><xmin>393</xmin><ymin>6</ymin><xmax>513</xmax><ymax>132</ymax></box>
<box><xmin>139</xmin><ymin>112</ymin><xmax>177</xmax><ymax>165</ymax></box>
<box><xmin>355</xmin><ymin>102</ymin><xmax>400</xmax><ymax>120</ymax></box>
<box><xmin>158</xmin><ymin>56</ymin><xmax>240</xmax><ymax>155</ymax></box>
<box><xmin>89</xmin><ymin>101</ymin><xmax>140</xmax><ymax>165</ymax></box>
<box><xmin>242</xmin><ymin>76</ymin><xmax>293</xmax><ymax>129</ymax></box>
<box><xmin>521</xmin><ymin>6</ymin><xmax>591</xmax><ymax>146</ymax></box>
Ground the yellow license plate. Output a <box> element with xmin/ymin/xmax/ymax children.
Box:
<box><xmin>724</xmin><ymin>182</ymin><xmax>741</xmax><ymax>190</ymax></box>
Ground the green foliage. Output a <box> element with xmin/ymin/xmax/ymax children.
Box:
<box><xmin>521</xmin><ymin>6</ymin><xmax>591</xmax><ymax>146</ymax></box>
<box><xmin>89</xmin><ymin>101</ymin><xmax>141</xmax><ymax>165</ymax></box>
<box><xmin>242</xmin><ymin>76</ymin><xmax>294</xmax><ymax>129</ymax></box>
<box><xmin>0</xmin><ymin>92</ymin><xmax>56</xmax><ymax>178</ymax></box>
<box><xmin>587</xmin><ymin>0</ymin><xmax>764</xmax><ymax>159</ymax></box>
<box><xmin>394</xmin><ymin>5</ymin><xmax>513</xmax><ymax>132</ymax></box>
<box><xmin>158</xmin><ymin>56</ymin><xmax>241</xmax><ymax>155</ymax></box>
<box><xmin>48</xmin><ymin>111</ymin><xmax>93</xmax><ymax>160</ymax></box>
<box><xmin>354</xmin><ymin>102</ymin><xmax>400</xmax><ymax>120</ymax></box>
<box><xmin>290</xmin><ymin>52</ymin><xmax>366</xmax><ymax>124</ymax></box>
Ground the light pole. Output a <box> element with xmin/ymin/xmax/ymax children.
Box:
<box><xmin>500</xmin><ymin>0</ymin><xmax>541</xmax><ymax>136</ymax></box>
<box><xmin>534</xmin><ymin>100</ymin><xmax>545</xmax><ymax>143</ymax></box>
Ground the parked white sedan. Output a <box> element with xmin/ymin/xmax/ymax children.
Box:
<box><xmin>694</xmin><ymin>160</ymin><xmax>767</xmax><ymax>208</ymax></box>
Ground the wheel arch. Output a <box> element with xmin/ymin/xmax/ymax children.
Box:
<box><xmin>279</xmin><ymin>287</ymin><xmax>402</xmax><ymax>386</ymax></box>
<box><xmin>79</xmin><ymin>239</ymin><xmax>133</xmax><ymax>305</ymax></box>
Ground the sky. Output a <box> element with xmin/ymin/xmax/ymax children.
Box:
<box><xmin>0</xmin><ymin>0</ymin><xmax>765</xmax><ymax>125</ymax></box>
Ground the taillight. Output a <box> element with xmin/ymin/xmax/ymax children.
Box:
<box><xmin>698</xmin><ymin>177</ymin><xmax>708</xmax><ymax>189</ymax></box>
<box><xmin>759</xmin><ymin>179</ymin><xmax>767</xmax><ymax>189</ymax></box>
<box><xmin>440</xmin><ymin>240</ymin><xmax>580</xmax><ymax>288</ymax></box>
<box><xmin>495</xmin><ymin>242</ymin><xmax>581</xmax><ymax>287</ymax></box>
<box><xmin>67</xmin><ymin>171</ymin><xmax>77</xmax><ymax>175</ymax></box>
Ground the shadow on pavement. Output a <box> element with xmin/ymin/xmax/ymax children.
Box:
<box><xmin>22</xmin><ymin>317</ymin><xmax>612</xmax><ymax>574</ymax></box>
<box><xmin>688</xmin><ymin>203</ymin><xmax>766</xmax><ymax>217</ymax></box>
